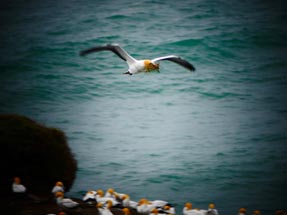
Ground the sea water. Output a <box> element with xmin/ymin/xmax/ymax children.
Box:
<box><xmin>0</xmin><ymin>0</ymin><xmax>286</xmax><ymax>214</ymax></box>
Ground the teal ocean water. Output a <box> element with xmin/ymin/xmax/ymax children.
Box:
<box><xmin>1</xmin><ymin>0</ymin><xmax>286</xmax><ymax>214</ymax></box>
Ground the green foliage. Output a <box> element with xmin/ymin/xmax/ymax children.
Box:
<box><xmin>0</xmin><ymin>114</ymin><xmax>77</xmax><ymax>195</ymax></box>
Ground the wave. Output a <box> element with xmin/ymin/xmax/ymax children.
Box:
<box><xmin>166</xmin><ymin>38</ymin><xmax>203</xmax><ymax>47</ymax></box>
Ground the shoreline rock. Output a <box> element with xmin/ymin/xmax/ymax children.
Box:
<box><xmin>0</xmin><ymin>114</ymin><xmax>77</xmax><ymax>196</ymax></box>
<box><xmin>0</xmin><ymin>194</ymin><xmax>138</xmax><ymax>215</ymax></box>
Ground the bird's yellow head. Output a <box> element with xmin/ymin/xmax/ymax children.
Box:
<box><xmin>253</xmin><ymin>210</ymin><xmax>261</xmax><ymax>215</ymax></box>
<box><xmin>56</xmin><ymin>181</ymin><xmax>63</xmax><ymax>187</ymax></box>
<box><xmin>97</xmin><ymin>203</ymin><xmax>103</xmax><ymax>208</ymax></box>
<box><xmin>185</xmin><ymin>203</ymin><xmax>192</xmax><ymax>210</ymax></box>
<box><xmin>239</xmin><ymin>208</ymin><xmax>247</xmax><ymax>213</ymax></box>
<box><xmin>122</xmin><ymin>194</ymin><xmax>129</xmax><ymax>200</ymax></box>
<box><xmin>144</xmin><ymin>60</ymin><xmax>159</xmax><ymax>72</ymax></box>
<box><xmin>209</xmin><ymin>203</ymin><xmax>215</xmax><ymax>209</ymax></box>
<box><xmin>107</xmin><ymin>188</ymin><xmax>114</xmax><ymax>194</ymax></box>
<box><xmin>138</xmin><ymin>198</ymin><xmax>147</xmax><ymax>205</ymax></box>
<box><xmin>151</xmin><ymin>208</ymin><xmax>158</xmax><ymax>214</ymax></box>
<box><xmin>96</xmin><ymin>189</ymin><xmax>104</xmax><ymax>197</ymax></box>
<box><xmin>123</xmin><ymin>208</ymin><xmax>131</xmax><ymax>215</ymax></box>
<box><xmin>106</xmin><ymin>200</ymin><xmax>113</xmax><ymax>208</ymax></box>
<box><xmin>14</xmin><ymin>177</ymin><xmax>21</xmax><ymax>184</ymax></box>
<box><xmin>164</xmin><ymin>205</ymin><xmax>171</xmax><ymax>210</ymax></box>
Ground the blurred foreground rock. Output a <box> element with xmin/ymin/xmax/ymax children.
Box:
<box><xmin>0</xmin><ymin>114</ymin><xmax>77</xmax><ymax>198</ymax></box>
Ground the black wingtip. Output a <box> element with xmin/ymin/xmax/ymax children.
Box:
<box><xmin>79</xmin><ymin>49</ymin><xmax>90</xmax><ymax>56</ymax></box>
<box><xmin>188</xmin><ymin>62</ymin><xmax>196</xmax><ymax>72</ymax></box>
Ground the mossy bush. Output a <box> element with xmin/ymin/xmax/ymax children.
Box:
<box><xmin>0</xmin><ymin>114</ymin><xmax>77</xmax><ymax>196</ymax></box>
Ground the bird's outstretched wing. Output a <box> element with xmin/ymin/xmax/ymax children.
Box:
<box><xmin>152</xmin><ymin>55</ymin><xmax>195</xmax><ymax>71</ymax></box>
<box><xmin>79</xmin><ymin>44</ymin><xmax>137</xmax><ymax>65</ymax></box>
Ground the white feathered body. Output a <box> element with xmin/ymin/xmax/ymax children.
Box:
<box><xmin>51</xmin><ymin>185</ymin><xmax>64</xmax><ymax>194</ymax></box>
<box><xmin>207</xmin><ymin>209</ymin><xmax>219</xmax><ymax>215</ymax></box>
<box><xmin>57</xmin><ymin>197</ymin><xmax>79</xmax><ymax>208</ymax></box>
<box><xmin>183</xmin><ymin>207</ymin><xmax>207</xmax><ymax>215</ymax></box>
<box><xmin>150</xmin><ymin>200</ymin><xmax>168</xmax><ymax>208</ymax></box>
<box><xmin>96</xmin><ymin>195</ymin><xmax>119</xmax><ymax>206</ymax></box>
<box><xmin>98</xmin><ymin>207</ymin><xmax>114</xmax><ymax>215</ymax></box>
<box><xmin>83</xmin><ymin>191</ymin><xmax>97</xmax><ymax>202</ymax></box>
<box><xmin>165</xmin><ymin>206</ymin><xmax>176</xmax><ymax>215</ymax></box>
<box><xmin>137</xmin><ymin>202</ymin><xmax>154</xmax><ymax>214</ymax></box>
<box><xmin>12</xmin><ymin>183</ymin><xmax>26</xmax><ymax>193</ymax></box>
<box><xmin>128</xmin><ymin>60</ymin><xmax>147</xmax><ymax>74</ymax></box>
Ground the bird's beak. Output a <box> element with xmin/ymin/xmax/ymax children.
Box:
<box><xmin>150</xmin><ymin>63</ymin><xmax>159</xmax><ymax>70</ymax></box>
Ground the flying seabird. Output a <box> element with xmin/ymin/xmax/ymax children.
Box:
<box><xmin>79</xmin><ymin>44</ymin><xmax>195</xmax><ymax>75</ymax></box>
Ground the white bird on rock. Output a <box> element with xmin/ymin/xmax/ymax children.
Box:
<box><xmin>183</xmin><ymin>203</ymin><xmax>206</xmax><ymax>215</ymax></box>
<box><xmin>137</xmin><ymin>199</ymin><xmax>154</xmax><ymax>214</ymax></box>
<box><xmin>96</xmin><ymin>189</ymin><xmax>120</xmax><ymax>207</ymax></box>
<box><xmin>80</xmin><ymin>44</ymin><xmax>195</xmax><ymax>75</ymax></box>
<box><xmin>105</xmin><ymin>188</ymin><xmax>117</xmax><ymax>199</ymax></box>
<box><xmin>83</xmin><ymin>190</ymin><xmax>97</xmax><ymax>205</ymax></box>
<box><xmin>119</xmin><ymin>194</ymin><xmax>138</xmax><ymax>209</ymax></box>
<box><xmin>12</xmin><ymin>177</ymin><xmax>26</xmax><ymax>193</ymax></box>
<box><xmin>149</xmin><ymin>200</ymin><xmax>175</xmax><ymax>215</ymax></box>
<box><xmin>164</xmin><ymin>204</ymin><xmax>176</xmax><ymax>215</ymax></box>
<box><xmin>97</xmin><ymin>200</ymin><xmax>114</xmax><ymax>215</ymax></box>
<box><xmin>150</xmin><ymin>200</ymin><xmax>169</xmax><ymax>208</ymax></box>
<box><xmin>55</xmin><ymin>192</ymin><xmax>79</xmax><ymax>209</ymax></box>
<box><xmin>207</xmin><ymin>203</ymin><xmax>219</xmax><ymax>215</ymax></box>
<box><xmin>51</xmin><ymin>181</ymin><xmax>64</xmax><ymax>195</ymax></box>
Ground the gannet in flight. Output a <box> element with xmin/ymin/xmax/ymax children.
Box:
<box><xmin>79</xmin><ymin>44</ymin><xmax>195</xmax><ymax>75</ymax></box>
